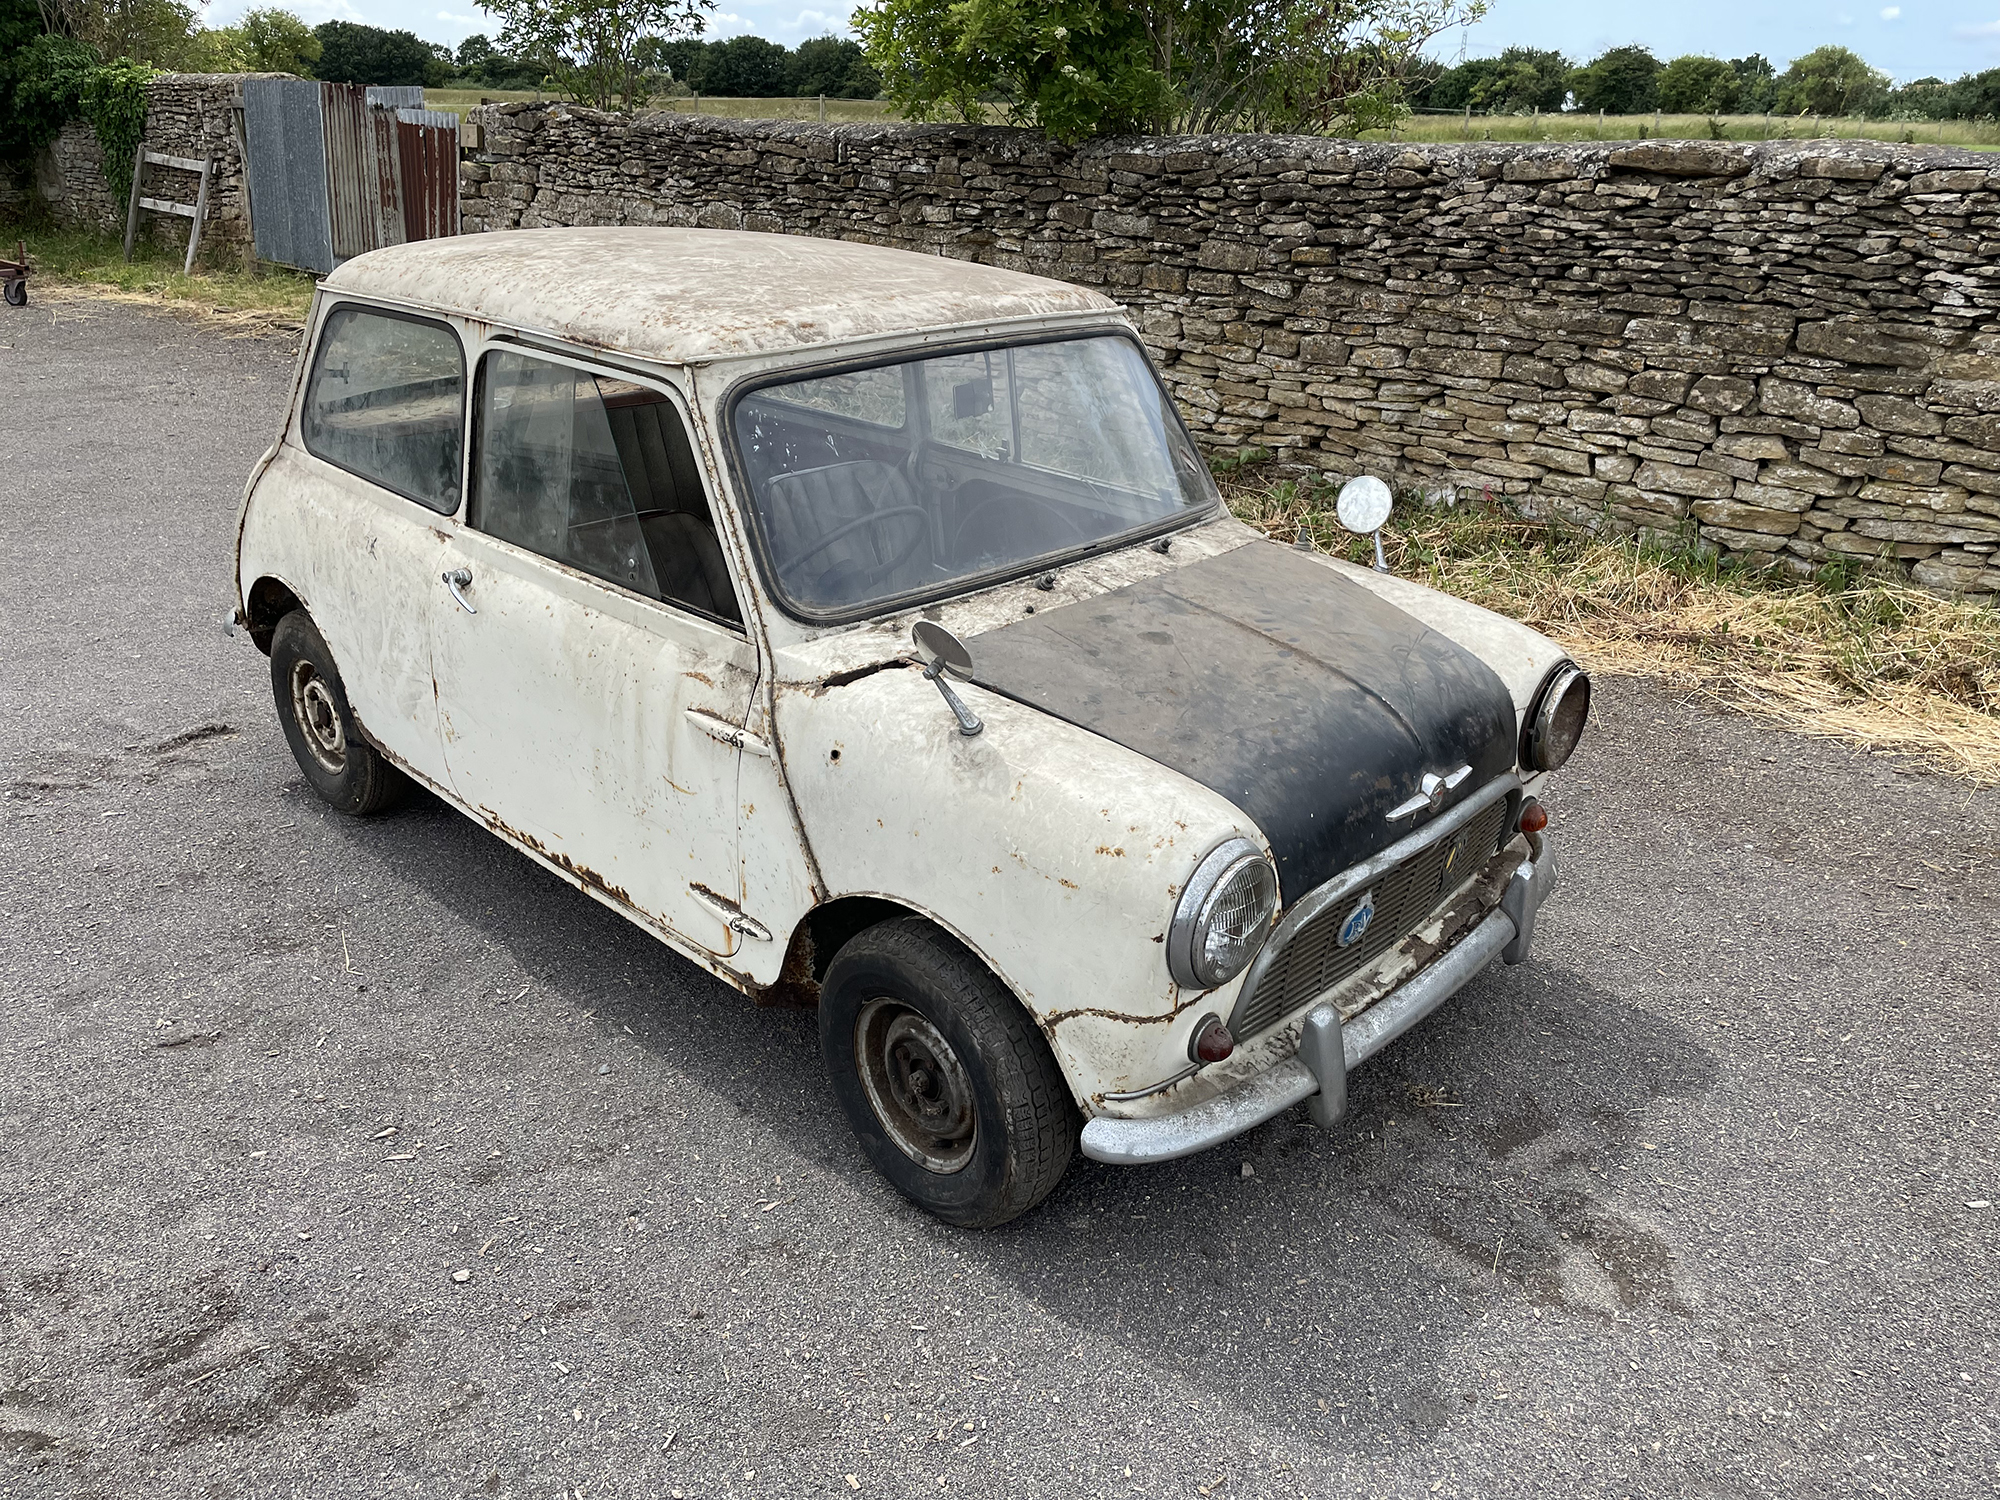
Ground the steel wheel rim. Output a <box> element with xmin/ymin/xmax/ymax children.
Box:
<box><xmin>289</xmin><ymin>659</ymin><xmax>347</xmax><ymax>774</ymax></box>
<box><xmin>854</xmin><ymin>998</ymin><xmax>977</xmax><ymax>1174</ymax></box>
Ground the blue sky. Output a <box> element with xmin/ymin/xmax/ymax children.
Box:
<box><xmin>207</xmin><ymin>0</ymin><xmax>2000</xmax><ymax>83</ymax></box>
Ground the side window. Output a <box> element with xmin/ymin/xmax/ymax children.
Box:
<box><xmin>301</xmin><ymin>306</ymin><xmax>465</xmax><ymax>514</ymax></box>
<box><xmin>471</xmin><ymin>350</ymin><xmax>741</xmax><ymax>626</ymax></box>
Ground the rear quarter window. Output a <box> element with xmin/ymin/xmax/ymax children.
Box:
<box><xmin>301</xmin><ymin>305</ymin><xmax>465</xmax><ymax>514</ymax></box>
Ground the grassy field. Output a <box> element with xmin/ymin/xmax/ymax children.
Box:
<box><xmin>425</xmin><ymin>91</ymin><xmax>2000</xmax><ymax>147</ymax></box>
<box><xmin>1382</xmin><ymin>109</ymin><xmax>2000</xmax><ymax>150</ymax></box>
<box><xmin>0</xmin><ymin>219</ymin><xmax>315</xmax><ymax>325</ymax></box>
<box><xmin>423</xmin><ymin>89</ymin><xmax>898</xmax><ymax>123</ymax></box>
<box><xmin>1226</xmin><ymin>466</ymin><xmax>2000</xmax><ymax>783</ymax></box>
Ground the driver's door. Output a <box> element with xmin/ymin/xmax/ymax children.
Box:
<box><xmin>430</xmin><ymin>345</ymin><xmax>758</xmax><ymax>958</ymax></box>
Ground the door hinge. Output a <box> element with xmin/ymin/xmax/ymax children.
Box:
<box><xmin>684</xmin><ymin>707</ymin><xmax>773</xmax><ymax>758</ymax></box>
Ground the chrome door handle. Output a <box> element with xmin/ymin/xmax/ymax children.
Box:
<box><xmin>442</xmin><ymin>567</ymin><xmax>476</xmax><ymax>615</ymax></box>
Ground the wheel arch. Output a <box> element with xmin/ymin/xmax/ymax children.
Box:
<box><xmin>757</xmin><ymin>894</ymin><xmax>1039</xmax><ymax>1027</ymax></box>
<box><xmin>245</xmin><ymin>575</ymin><xmax>304</xmax><ymax>655</ymax></box>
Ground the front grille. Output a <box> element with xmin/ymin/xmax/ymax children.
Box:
<box><xmin>1231</xmin><ymin>797</ymin><xmax>1513</xmax><ymax>1040</ymax></box>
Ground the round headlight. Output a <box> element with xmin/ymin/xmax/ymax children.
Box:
<box><xmin>1524</xmin><ymin>663</ymin><xmax>1591</xmax><ymax>772</ymax></box>
<box><xmin>1169</xmin><ymin>839</ymin><xmax>1279</xmax><ymax>990</ymax></box>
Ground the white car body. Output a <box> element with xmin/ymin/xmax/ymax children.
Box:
<box><xmin>234</xmin><ymin>228</ymin><xmax>1577</xmax><ymax>1195</ymax></box>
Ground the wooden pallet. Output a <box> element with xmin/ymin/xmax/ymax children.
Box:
<box><xmin>123</xmin><ymin>148</ymin><xmax>213</xmax><ymax>275</ymax></box>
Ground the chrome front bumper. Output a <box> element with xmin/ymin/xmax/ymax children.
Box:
<box><xmin>1079</xmin><ymin>831</ymin><xmax>1557</xmax><ymax>1166</ymax></box>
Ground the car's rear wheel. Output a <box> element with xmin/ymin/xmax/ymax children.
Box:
<box><xmin>819</xmin><ymin>917</ymin><xmax>1078</xmax><ymax>1227</ymax></box>
<box><xmin>269</xmin><ymin>610</ymin><xmax>408</xmax><ymax>816</ymax></box>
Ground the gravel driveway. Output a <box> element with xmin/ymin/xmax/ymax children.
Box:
<box><xmin>2</xmin><ymin>295</ymin><xmax>1995</xmax><ymax>1499</ymax></box>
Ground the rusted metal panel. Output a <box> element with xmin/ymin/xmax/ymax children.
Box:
<box><xmin>395</xmin><ymin>114</ymin><xmax>460</xmax><ymax>243</ymax></box>
<box><xmin>364</xmin><ymin>85</ymin><xmax>426</xmax><ymax>110</ymax></box>
<box><xmin>369</xmin><ymin>105</ymin><xmax>406</xmax><ymax>250</ymax></box>
<box><xmin>241</xmin><ymin>77</ymin><xmax>332</xmax><ymax>273</ymax></box>
<box><xmin>321</xmin><ymin>83</ymin><xmax>373</xmax><ymax>262</ymax></box>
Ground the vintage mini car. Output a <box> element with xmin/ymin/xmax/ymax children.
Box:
<box><xmin>230</xmin><ymin>228</ymin><xmax>1588</xmax><ymax>1226</ymax></box>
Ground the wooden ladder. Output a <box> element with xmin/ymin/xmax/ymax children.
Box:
<box><xmin>123</xmin><ymin>147</ymin><xmax>213</xmax><ymax>274</ymax></box>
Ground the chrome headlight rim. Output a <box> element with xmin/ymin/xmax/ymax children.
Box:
<box><xmin>1168</xmin><ymin>837</ymin><xmax>1278</xmax><ymax>991</ymax></box>
<box><xmin>1524</xmin><ymin>662</ymin><xmax>1591</xmax><ymax>772</ymax></box>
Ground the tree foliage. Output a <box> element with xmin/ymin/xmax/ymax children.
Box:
<box><xmin>482</xmin><ymin>0</ymin><xmax>713</xmax><ymax>110</ymax></box>
<box><xmin>313</xmin><ymin>20</ymin><xmax>444</xmax><ymax>87</ymax></box>
<box><xmin>1775</xmin><ymin>45</ymin><xmax>1887</xmax><ymax>117</ymax></box>
<box><xmin>36</xmin><ymin>0</ymin><xmax>194</xmax><ymax>67</ymax></box>
<box><xmin>1569</xmin><ymin>43</ymin><xmax>1658</xmax><ymax>114</ymax></box>
<box><xmin>1424</xmin><ymin>45</ymin><xmax>1568</xmax><ymax>112</ymax></box>
<box><xmin>1655</xmin><ymin>55</ymin><xmax>1737</xmax><ymax>113</ymax></box>
<box><xmin>853</xmin><ymin>0</ymin><xmax>1486</xmax><ymax>139</ymax></box>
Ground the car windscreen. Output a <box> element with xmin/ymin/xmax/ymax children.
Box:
<box><xmin>730</xmin><ymin>333</ymin><xmax>1218</xmax><ymax>619</ymax></box>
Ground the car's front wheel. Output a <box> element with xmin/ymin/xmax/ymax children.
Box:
<box><xmin>819</xmin><ymin>917</ymin><xmax>1078</xmax><ymax>1227</ymax></box>
<box><xmin>269</xmin><ymin>610</ymin><xmax>409</xmax><ymax>816</ymax></box>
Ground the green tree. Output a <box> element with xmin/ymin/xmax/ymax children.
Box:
<box><xmin>1421</xmin><ymin>54</ymin><xmax>1501</xmax><ymax>109</ymax></box>
<box><xmin>1775</xmin><ymin>45</ymin><xmax>1888</xmax><ymax>117</ymax></box>
<box><xmin>483</xmin><ymin>0</ymin><xmax>713</xmax><ymax>109</ymax></box>
<box><xmin>312</xmin><ymin>20</ymin><xmax>438</xmax><ymax>86</ymax></box>
<box><xmin>701</xmin><ymin>32</ymin><xmax>787</xmax><ymax>94</ymax></box>
<box><xmin>854</xmin><ymin>0</ymin><xmax>1484</xmax><ymax>139</ymax></box>
<box><xmin>1656</xmin><ymin>54</ymin><xmax>1737</xmax><ymax>113</ymax></box>
<box><xmin>635</xmin><ymin>33</ymin><xmax>707</xmax><ymax>87</ymax></box>
<box><xmin>1730</xmin><ymin>53</ymin><xmax>1775</xmax><ymax>112</ymax></box>
<box><xmin>1570</xmin><ymin>43</ymin><xmax>1659</xmax><ymax>114</ymax></box>
<box><xmin>1469</xmin><ymin>44</ymin><xmax>1568</xmax><ymax>111</ymax></box>
<box><xmin>37</xmin><ymin>0</ymin><xmax>197</xmax><ymax>64</ymax></box>
<box><xmin>787</xmin><ymin>33</ymin><xmax>878</xmax><ymax>96</ymax></box>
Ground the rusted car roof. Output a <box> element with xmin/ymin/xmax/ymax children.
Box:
<box><xmin>320</xmin><ymin>227</ymin><xmax>1122</xmax><ymax>363</ymax></box>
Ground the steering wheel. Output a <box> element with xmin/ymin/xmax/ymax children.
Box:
<box><xmin>952</xmin><ymin>494</ymin><xmax>1080</xmax><ymax>564</ymax></box>
<box><xmin>778</xmin><ymin>505</ymin><xmax>931</xmax><ymax>592</ymax></box>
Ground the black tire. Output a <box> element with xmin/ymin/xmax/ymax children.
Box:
<box><xmin>820</xmin><ymin>917</ymin><xmax>1079</xmax><ymax>1227</ymax></box>
<box><xmin>4</xmin><ymin>280</ymin><xmax>24</xmax><ymax>307</ymax></box>
<box><xmin>269</xmin><ymin>610</ymin><xmax>409</xmax><ymax>816</ymax></box>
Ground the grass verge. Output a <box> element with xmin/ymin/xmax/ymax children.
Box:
<box><xmin>0</xmin><ymin>219</ymin><xmax>315</xmax><ymax>328</ymax></box>
<box><xmin>1225</xmin><ymin>467</ymin><xmax>2000</xmax><ymax>785</ymax></box>
<box><xmin>424</xmin><ymin>89</ymin><xmax>898</xmax><ymax>123</ymax></box>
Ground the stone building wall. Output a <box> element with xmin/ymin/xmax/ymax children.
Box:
<box><xmin>25</xmin><ymin>74</ymin><xmax>262</xmax><ymax>261</ymax></box>
<box><xmin>461</xmin><ymin>107</ymin><xmax>2000</xmax><ymax>597</ymax></box>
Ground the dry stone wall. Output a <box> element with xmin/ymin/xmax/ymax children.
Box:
<box><xmin>460</xmin><ymin>106</ymin><xmax>2000</xmax><ymax>598</ymax></box>
<box><xmin>22</xmin><ymin>74</ymin><xmax>259</xmax><ymax>260</ymax></box>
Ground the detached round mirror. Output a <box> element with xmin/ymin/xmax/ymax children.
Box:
<box><xmin>912</xmin><ymin>620</ymin><xmax>973</xmax><ymax>680</ymax></box>
<box><xmin>1335</xmin><ymin>475</ymin><xmax>1393</xmax><ymax>536</ymax></box>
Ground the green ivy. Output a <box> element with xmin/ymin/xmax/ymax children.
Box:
<box><xmin>79</xmin><ymin>57</ymin><xmax>155</xmax><ymax>207</ymax></box>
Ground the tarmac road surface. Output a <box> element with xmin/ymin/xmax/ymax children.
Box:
<box><xmin>2</xmin><ymin>296</ymin><xmax>1996</xmax><ymax>1499</ymax></box>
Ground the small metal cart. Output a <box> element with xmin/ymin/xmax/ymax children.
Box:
<box><xmin>1</xmin><ymin>240</ymin><xmax>26</xmax><ymax>306</ymax></box>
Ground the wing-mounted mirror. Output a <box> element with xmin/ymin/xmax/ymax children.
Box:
<box><xmin>913</xmin><ymin>621</ymin><xmax>983</xmax><ymax>737</ymax></box>
<box><xmin>1336</xmin><ymin>475</ymin><xmax>1393</xmax><ymax>573</ymax></box>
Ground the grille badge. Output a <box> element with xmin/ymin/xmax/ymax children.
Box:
<box><xmin>1337</xmin><ymin>890</ymin><xmax>1376</xmax><ymax>948</ymax></box>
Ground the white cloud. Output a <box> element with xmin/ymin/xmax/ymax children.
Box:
<box><xmin>1956</xmin><ymin>17</ymin><xmax>2000</xmax><ymax>35</ymax></box>
<box><xmin>1879</xmin><ymin>5</ymin><xmax>1900</xmax><ymax>17</ymax></box>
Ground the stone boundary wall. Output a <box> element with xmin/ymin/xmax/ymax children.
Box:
<box><xmin>13</xmin><ymin>74</ymin><xmax>263</xmax><ymax>261</ymax></box>
<box><xmin>461</xmin><ymin>107</ymin><xmax>2000</xmax><ymax>598</ymax></box>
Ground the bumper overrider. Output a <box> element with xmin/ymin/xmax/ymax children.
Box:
<box><xmin>1079</xmin><ymin>816</ymin><xmax>1558</xmax><ymax>1167</ymax></box>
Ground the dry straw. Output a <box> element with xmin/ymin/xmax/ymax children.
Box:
<box><xmin>1228</xmin><ymin>478</ymin><xmax>2000</xmax><ymax>786</ymax></box>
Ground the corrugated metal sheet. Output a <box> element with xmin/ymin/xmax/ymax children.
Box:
<box><xmin>395</xmin><ymin>114</ymin><xmax>461</xmax><ymax>244</ymax></box>
<box><xmin>243</xmin><ymin>83</ymin><xmax>456</xmax><ymax>272</ymax></box>
<box><xmin>365</xmin><ymin>86</ymin><xmax>426</xmax><ymax>110</ymax></box>
<box><xmin>241</xmin><ymin>77</ymin><xmax>333</xmax><ymax>274</ymax></box>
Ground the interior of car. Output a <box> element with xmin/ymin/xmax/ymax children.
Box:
<box><xmin>733</xmin><ymin>337</ymin><xmax>1209</xmax><ymax>616</ymax></box>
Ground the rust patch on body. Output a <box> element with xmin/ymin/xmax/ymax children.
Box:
<box><xmin>1095</xmin><ymin>845</ymin><xmax>1126</xmax><ymax>857</ymax></box>
<box><xmin>1040</xmin><ymin>989</ymin><xmax>1208</xmax><ymax>1034</ymax></box>
<box><xmin>478</xmin><ymin>805</ymin><xmax>635</xmax><ymax>908</ymax></box>
<box><xmin>749</xmin><ymin>927</ymin><xmax>820</xmax><ymax>1010</ymax></box>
